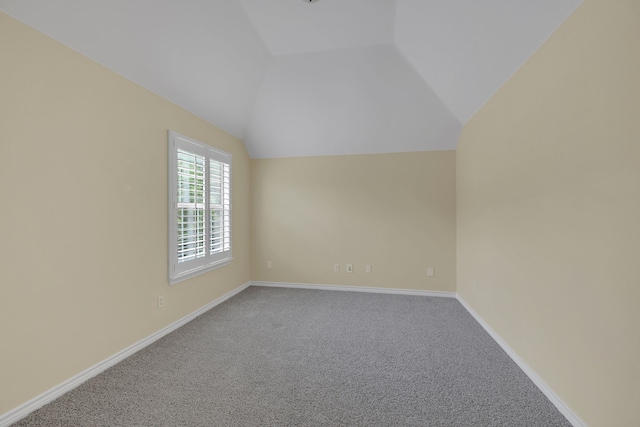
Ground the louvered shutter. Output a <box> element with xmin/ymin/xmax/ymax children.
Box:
<box><xmin>207</xmin><ymin>148</ymin><xmax>232</xmax><ymax>265</ymax></box>
<box><xmin>169</xmin><ymin>131</ymin><xmax>232</xmax><ymax>284</ymax></box>
<box><xmin>177</xmin><ymin>149</ymin><xmax>206</xmax><ymax>263</ymax></box>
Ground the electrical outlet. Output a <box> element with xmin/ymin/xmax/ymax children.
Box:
<box><xmin>267</xmin><ymin>261</ymin><xmax>272</xmax><ymax>269</ymax></box>
<box><xmin>427</xmin><ymin>267</ymin><xmax>434</xmax><ymax>277</ymax></box>
<box><xmin>158</xmin><ymin>295</ymin><xmax>165</xmax><ymax>309</ymax></box>
<box><xmin>365</xmin><ymin>265</ymin><xmax>372</xmax><ymax>273</ymax></box>
<box><xmin>346</xmin><ymin>264</ymin><xmax>353</xmax><ymax>273</ymax></box>
<box><xmin>334</xmin><ymin>264</ymin><xmax>340</xmax><ymax>272</ymax></box>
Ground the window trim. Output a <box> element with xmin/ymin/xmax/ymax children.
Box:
<box><xmin>168</xmin><ymin>130</ymin><xmax>232</xmax><ymax>285</ymax></box>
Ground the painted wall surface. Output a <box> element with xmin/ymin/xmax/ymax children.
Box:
<box><xmin>456</xmin><ymin>0</ymin><xmax>640</xmax><ymax>425</ymax></box>
<box><xmin>0</xmin><ymin>12</ymin><xmax>251</xmax><ymax>415</ymax></box>
<box><xmin>251</xmin><ymin>152</ymin><xmax>456</xmax><ymax>292</ymax></box>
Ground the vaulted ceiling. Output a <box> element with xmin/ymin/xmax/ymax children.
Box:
<box><xmin>0</xmin><ymin>0</ymin><xmax>581</xmax><ymax>158</ymax></box>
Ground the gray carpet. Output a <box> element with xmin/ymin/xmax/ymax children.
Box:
<box><xmin>14</xmin><ymin>287</ymin><xmax>571</xmax><ymax>426</ymax></box>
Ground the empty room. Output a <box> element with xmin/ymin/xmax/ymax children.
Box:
<box><xmin>1</xmin><ymin>0</ymin><xmax>638</xmax><ymax>426</ymax></box>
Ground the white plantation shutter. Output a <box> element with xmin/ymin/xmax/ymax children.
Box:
<box><xmin>169</xmin><ymin>131</ymin><xmax>232</xmax><ymax>284</ymax></box>
<box><xmin>207</xmin><ymin>149</ymin><xmax>232</xmax><ymax>264</ymax></box>
<box><xmin>177</xmin><ymin>149</ymin><xmax>206</xmax><ymax>263</ymax></box>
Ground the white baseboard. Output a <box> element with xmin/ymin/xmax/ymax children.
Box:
<box><xmin>1</xmin><ymin>282</ymin><xmax>586</xmax><ymax>427</ymax></box>
<box><xmin>0</xmin><ymin>281</ymin><xmax>251</xmax><ymax>427</ymax></box>
<box><xmin>250</xmin><ymin>281</ymin><xmax>457</xmax><ymax>298</ymax></box>
<box><xmin>254</xmin><ymin>281</ymin><xmax>584</xmax><ymax>425</ymax></box>
<box><xmin>456</xmin><ymin>295</ymin><xmax>587</xmax><ymax>427</ymax></box>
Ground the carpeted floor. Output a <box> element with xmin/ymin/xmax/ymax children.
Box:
<box><xmin>14</xmin><ymin>287</ymin><xmax>571</xmax><ymax>426</ymax></box>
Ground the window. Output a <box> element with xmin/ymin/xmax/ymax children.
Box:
<box><xmin>168</xmin><ymin>131</ymin><xmax>232</xmax><ymax>284</ymax></box>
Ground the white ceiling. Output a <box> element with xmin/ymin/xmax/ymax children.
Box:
<box><xmin>244</xmin><ymin>45</ymin><xmax>461</xmax><ymax>158</ymax></box>
<box><xmin>0</xmin><ymin>0</ymin><xmax>271</xmax><ymax>138</ymax></box>
<box><xmin>394</xmin><ymin>0</ymin><xmax>583</xmax><ymax>123</ymax></box>
<box><xmin>238</xmin><ymin>0</ymin><xmax>395</xmax><ymax>56</ymax></box>
<box><xmin>0</xmin><ymin>0</ymin><xmax>582</xmax><ymax>158</ymax></box>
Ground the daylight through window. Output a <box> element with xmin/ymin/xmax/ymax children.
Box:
<box><xmin>169</xmin><ymin>131</ymin><xmax>231</xmax><ymax>284</ymax></box>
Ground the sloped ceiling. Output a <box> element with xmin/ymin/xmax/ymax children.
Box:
<box><xmin>0</xmin><ymin>0</ymin><xmax>582</xmax><ymax>158</ymax></box>
<box><xmin>238</xmin><ymin>0</ymin><xmax>395</xmax><ymax>56</ymax></box>
<box><xmin>394</xmin><ymin>0</ymin><xmax>583</xmax><ymax>124</ymax></box>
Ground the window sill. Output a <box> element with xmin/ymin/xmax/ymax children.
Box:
<box><xmin>169</xmin><ymin>258</ymin><xmax>233</xmax><ymax>285</ymax></box>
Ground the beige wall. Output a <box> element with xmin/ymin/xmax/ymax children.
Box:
<box><xmin>251</xmin><ymin>152</ymin><xmax>456</xmax><ymax>292</ymax></box>
<box><xmin>457</xmin><ymin>0</ymin><xmax>640</xmax><ymax>425</ymax></box>
<box><xmin>5</xmin><ymin>0</ymin><xmax>638</xmax><ymax>422</ymax></box>
<box><xmin>0</xmin><ymin>12</ymin><xmax>251</xmax><ymax>415</ymax></box>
